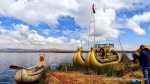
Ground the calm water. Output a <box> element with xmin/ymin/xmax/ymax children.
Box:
<box><xmin>0</xmin><ymin>52</ymin><xmax>133</xmax><ymax>84</ymax></box>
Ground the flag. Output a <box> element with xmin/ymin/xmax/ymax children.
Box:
<box><xmin>92</xmin><ymin>4</ymin><xmax>96</xmax><ymax>13</ymax></box>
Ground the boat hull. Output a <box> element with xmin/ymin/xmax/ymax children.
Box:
<box><xmin>84</xmin><ymin>51</ymin><xmax>91</xmax><ymax>66</ymax></box>
<box><xmin>72</xmin><ymin>52</ymin><xmax>77</xmax><ymax>64</ymax></box>
<box><xmin>89</xmin><ymin>51</ymin><xmax>121</xmax><ymax>67</ymax></box>
<box><xmin>72</xmin><ymin>47</ymin><xmax>86</xmax><ymax>65</ymax></box>
<box><xmin>72</xmin><ymin>47</ymin><xmax>121</xmax><ymax>67</ymax></box>
<box><xmin>14</xmin><ymin>54</ymin><xmax>46</xmax><ymax>84</ymax></box>
<box><xmin>15</xmin><ymin>69</ymin><xmax>43</xmax><ymax>83</ymax></box>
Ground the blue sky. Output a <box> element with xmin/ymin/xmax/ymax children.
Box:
<box><xmin>0</xmin><ymin>0</ymin><xmax>150</xmax><ymax>51</ymax></box>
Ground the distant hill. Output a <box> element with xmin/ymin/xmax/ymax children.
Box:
<box><xmin>0</xmin><ymin>48</ymin><xmax>134</xmax><ymax>53</ymax></box>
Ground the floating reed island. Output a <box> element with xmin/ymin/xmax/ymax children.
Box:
<box><xmin>44</xmin><ymin>53</ymin><xmax>142</xmax><ymax>84</ymax></box>
<box><xmin>42</xmin><ymin>45</ymin><xmax>150</xmax><ymax>84</ymax></box>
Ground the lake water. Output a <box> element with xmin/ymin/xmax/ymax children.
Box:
<box><xmin>0</xmin><ymin>52</ymin><xmax>133</xmax><ymax>84</ymax></box>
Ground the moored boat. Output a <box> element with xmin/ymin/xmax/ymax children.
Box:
<box><xmin>72</xmin><ymin>44</ymin><xmax>121</xmax><ymax>67</ymax></box>
<box><xmin>72</xmin><ymin>47</ymin><xmax>85</xmax><ymax>65</ymax></box>
<box><xmin>15</xmin><ymin>54</ymin><xmax>46</xmax><ymax>84</ymax></box>
<box><xmin>89</xmin><ymin>44</ymin><xmax>121</xmax><ymax>67</ymax></box>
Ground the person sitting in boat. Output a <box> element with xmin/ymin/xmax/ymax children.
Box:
<box><xmin>99</xmin><ymin>48</ymin><xmax>105</xmax><ymax>59</ymax></box>
<box><xmin>113</xmin><ymin>51</ymin><xmax>117</xmax><ymax>55</ymax></box>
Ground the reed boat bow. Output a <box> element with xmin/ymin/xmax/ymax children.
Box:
<box><xmin>15</xmin><ymin>54</ymin><xmax>46</xmax><ymax>84</ymax></box>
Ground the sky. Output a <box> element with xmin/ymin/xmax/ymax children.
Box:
<box><xmin>0</xmin><ymin>0</ymin><xmax>150</xmax><ymax>51</ymax></box>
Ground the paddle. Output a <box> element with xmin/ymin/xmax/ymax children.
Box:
<box><xmin>9</xmin><ymin>65</ymin><xmax>25</xmax><ymax>70</ymax></box>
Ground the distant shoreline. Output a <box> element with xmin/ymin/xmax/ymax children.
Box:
<box><xmin>0</xmin><ymin>50</ymin><xmax>134</xmax><ymax>53</ymax></box>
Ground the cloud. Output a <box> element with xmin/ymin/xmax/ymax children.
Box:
<box><xmin>0</xmin><ymin>0</ymin><xmax>80</xmax><ymax>26</ymax></box>
<box><xmin>126</xmin><ymin>12</ymin><xmax>150</xmax><ymax>35</ymax></box>
<box><xmin>0</xmin><ymin>0</ymin><xmax>143</xmax><ymax>38</ymax></box>
<box><xmin>0</xmin><ymin>0</ymin><xmax>150</xmax><ymax>50</ymax></box>
<box><xmin>0</xmin><ymin>24</ymin><xmax>71</xmax><ymax>49</ymax></box>
<box><xmin>87</xmin><ymin>8</ymin><xmax>120</xmax><ymax>41</ymax></box>
<box><xmin>69</xmin><ymin>39</ymin><xmax>86</xmax><ymax>47</ymax></box>
<box><xmin>43</xmin><ymin>29</ymin><xmax>50</xmax><ymax>35</ymax></box>
<box><xmin>47</xmin><ymin>36</ymin><xmax>67</xmax><ymax>44</ymax></box>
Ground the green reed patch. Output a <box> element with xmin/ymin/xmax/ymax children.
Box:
<box><xmin>94</xmin><ymin>64</ymin><xmax>122</xmax><ymax>77</ymax></box>
<box><xmin>39</xmin><ymin>66</ymin><xmax>51</xmax><ymax>84</ymax></box>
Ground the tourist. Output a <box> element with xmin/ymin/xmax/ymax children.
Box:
<box><xmin>133</xmin><ymin>45</ymin><xmax>150</xmax><ymax>84</ymax></box>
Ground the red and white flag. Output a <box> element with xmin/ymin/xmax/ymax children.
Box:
<box><xmin>92</xmin><ymin>4</ymin><xmax>96</xmax><ymax>14</ymax></box>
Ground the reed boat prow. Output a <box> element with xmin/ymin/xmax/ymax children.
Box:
<box><xmin>72</xmin><ymin>47</ymin><xmax>85</xmax><ymax>65</ymax></box>
<box><xmin>15</xmin><ymin>54</ymin><xmax>46</xmax><ymax>84</ymax></box>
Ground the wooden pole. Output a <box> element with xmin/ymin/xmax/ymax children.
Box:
<box><xmin>88</xmin><ymin>9</ymin><xmax>92</xmax><ymax>51</ymax></box>
<box><xmin>93</xmin><ymin>12</ymin><xmax>96</xmax><ymax>45</ymax></box>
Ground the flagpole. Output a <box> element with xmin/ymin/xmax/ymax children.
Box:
<box><xmin>88</xmin><ymin>9</ymin><xmax>92</xmax><ymax>51</ymax></box>
<box><xmin>93</xmin><ymin>11</ymin><xmax>95</xmax><ymax>45</ymax></box>
<box><xmin>88</xmin><ymin>3</ymin><xmax>96</xmax><ymax>51</ymax></box>
<box><xmin>91</xmin><ymin>3</ymin><xmax>96</xmax><ymax>46</ymax></box>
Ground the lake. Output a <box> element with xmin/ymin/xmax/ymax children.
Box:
<box><xmin>0</xmin><ymin>52</ymin><xmax>133</xmax><ymax>84</ymax></box>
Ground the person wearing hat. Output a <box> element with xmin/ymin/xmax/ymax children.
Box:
<box><xmin>133</xmin><ymin>45</ymin><xmax>150</xmax><ymax>84</ymax></box>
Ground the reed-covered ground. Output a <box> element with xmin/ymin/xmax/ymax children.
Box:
<box><xmin>40</xmin><ymin>53</ymin><xmax>144</xmax><ymax>84</ymax></box>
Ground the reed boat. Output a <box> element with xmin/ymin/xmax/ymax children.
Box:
<box><xmin>72</xmin><ymin>47</ymin><xmax>92</xmax><ymax>66</ymax></box>
<box><xmin>15</xmin><ymin>54</ymin><xmax>46</xmax><ymax>84</ymax></box>
<box><xmin>72</xmin><ymin>44</ymin><xmax>121</xmax><ymax>67</ymax></box>
<box><xmin>89</xmin><ymin>44</ymin><xmax>121</xmax><ymax>67</ymax></box>
<box><xmin>72</xmin><ymin>47</ymin><xmax>85</xmax><ymax>65</ymax></box>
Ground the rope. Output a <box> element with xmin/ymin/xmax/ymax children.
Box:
<box><xmin>118</xmin><ymin>37</ymin><xmax>124</xmax><ymax>53</ymax></box>
<box><xmin>118</xmin><ymin>37</ymin><xmax>137</xmax><ymax>77</ymax></box>
<box><xmin>48</xmin><ymin>72</ymin><xmax>68</xmax><ymax>84</ymax></box>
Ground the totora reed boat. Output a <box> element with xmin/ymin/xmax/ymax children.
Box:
<box><xmin>72</xmin><ymin>44</ymin><xmax>121</xmax><ymax>67</ymax></box>
<box><xmin>89</xmin><ymin>44</ymin><xmax>121</xmax><ymax>67</ymax></box>
<box><xmin>15</xmin><ymin>54</ymin><xmax>46</xmax><ymax>84</ymax></box>
<box><xmin>72</xmin><ymin>47</ymin><xmax>85</xmax><ymax>65</ymax></box>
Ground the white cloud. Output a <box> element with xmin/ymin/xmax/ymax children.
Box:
<box><xmin>43</xmin><ymin>29</ymin><xmax>50</xmax><ymax>35</ymax></box>
<box><xmin>62</xmin><ymin>30</ymin><xmax>73</xmax><ymax>36</ymax></box>
<box><xmin>69</xmin><ymin>39</ymin><xmax>86</xmax><ymax>48</ymax></box>
<box><xmin>0</xmin><ymin>0</ymin><xmax>80</xmax><ymax>26</ymax></box>
<box><xmin>0</xmin><ymin>0</ymin><xmax>143</xmax><ymax>38</ymax></box>
<box><xmin>87</xmin><ymin>8</ymin><xmax>120</xmax><ymax>41</ymax></box>
<box><xmin>0</xmin><ymin>0</ymin><xmax>150</xmax><ymax>50</ymax></box>
<box><xmin>47</xmin><ymin>36</ymin><xmax>67</xmax><ymax>44</ymax></box>
<box><xmin>0</xmin><ymin>24</ymin><xmax>70</xmax><ymax>49</ymax></box>
<box><xmin>126</xmin><ymin>12</ymin><xmax>150</xmax><ymax>35</ymax></box>
<box><xmin>115</xmin><ymin>44</ymin><xmax>139</xmax><ymax>51</ymax></box>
